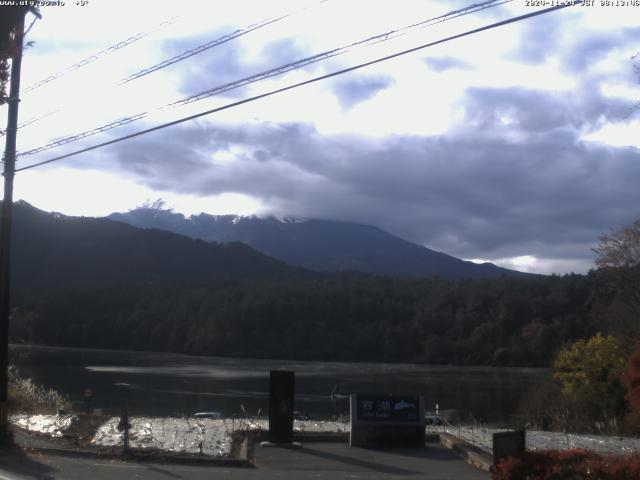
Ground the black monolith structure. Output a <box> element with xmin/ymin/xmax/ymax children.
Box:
<box><xmin>268</xmin><ymin>370</ymin><xmax>294</xmax><ymax>444</ymax></box>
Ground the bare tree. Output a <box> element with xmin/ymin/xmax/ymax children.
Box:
<box><xmin>594</xmin><ymin>218</ymin><xmax>640</xmax><ymax>269</ymax></box>
<box><xmin>593</xmin><ymin>218</ymin><xmax>640</xmax><ymax>343</ymax></box>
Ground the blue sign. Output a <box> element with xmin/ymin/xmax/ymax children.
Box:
<box><xmin>355</xmin><ymin>395</ymin><xmax>420</xmax><ymax>423</ymax></box>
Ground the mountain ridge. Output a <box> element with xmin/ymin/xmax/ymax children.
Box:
<box><xmin>107</xmin><ymin>207</ymin><xmax>529</xmax><ymax>280</ymax></box>
<box><xmin>8</xmin><ymin>200</ymin><xmax>310</xmax><ymax>289</ymax></box>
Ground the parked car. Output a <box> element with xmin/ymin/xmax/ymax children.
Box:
<box><xmin>194</xmin><ymin>412</ymin><xmax>222</xmax><ymax>419</ymax></box>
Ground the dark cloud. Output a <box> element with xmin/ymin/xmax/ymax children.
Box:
<box><xmin>458</xmin><ymin>85</ymin><xmax>629</xmax><ymax>133</ymax></box>
<box><xmin>105</xmin><ymin>91</ymin><xmax>640</xmax><ymax>273</ymax></box>
<box><xmin>424</xmin><ymin>56</ymin><xmax>472</xmax><ymax>72</ymax></box>
<box><xmin>259</xmin><ymin>38</ymin><xmax>310</xmax><ymax>69</ymax></box>
<box><xmin>332</xmin><ymin>75</ymin><xmax>393</xmax><ymax>109</ymax></box>
<box><xmin>511</xmin><ymin>15</ymin><xmax>640</xmax><ymax>74</ymax></box>
<box><xmin>508</xmin><ymin>15</ymin><xmax>562</xmax><ymax>65</ymax></box>
<box><xmin>563</xmin><ymin>27</ymin><xmax>640</xmax><ymax>73</ymax></box>
<box><xmin>161</xmin><ymin>28</ymin><xmax>248</xmax><ymax>99</ymax></box>
<box><xmin>82</xmin><ymin>25</ymin><xmax>640</xmax><ymax>276</ymax></box>
<box><xmin>162</xmin><ymin>31</ymin><xmax>315</xmax><ymax>100</ymax></box>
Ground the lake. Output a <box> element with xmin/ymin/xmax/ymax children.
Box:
<box><xmin>10</xmin><ymin>344</ymin><xmax>547</xmax><ymax>423</ymax></box>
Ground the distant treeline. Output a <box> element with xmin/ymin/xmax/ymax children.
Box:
<box><xmin>11</xmin><ymin>271</ymin><xmax>618</xmax><ymax>367</ymax></box>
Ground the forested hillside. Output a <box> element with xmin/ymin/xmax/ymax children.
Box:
<box><xmin>9</xmin><ymin>201</ymin><xmax>310</xmax><ymax>289</ymax></box>
<box><xmin>7</xmin><ymin>200</ymin><xmax>632</xmax><ymax>367</ymax></box>
<box><xmin>12</xmin><ymin>273</ymin><xmax>603</xmax><ymax>366</ymax></box>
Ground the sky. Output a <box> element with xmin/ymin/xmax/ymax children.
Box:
<box><xmin>2</xmin><ymin>0</ymin><xmax>639</xmax><ymax>274</ymax></box>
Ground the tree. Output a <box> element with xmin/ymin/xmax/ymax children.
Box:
<box><xmin>593</xmin><ymin>218</ymin><xmax>640</xmax><ymax>341</ymax></box>
<box><xmin>594</xmin><ymin>218</ymin><xmax>640</xmax><ymax>270</ymax></box>
<box><xmin>553</xmin><ymin>333</ymin><xmax>628</xmax><ymax>426</ymax></box>
<box><xmin>0</xmin><ymin>6</ymin><xmax>39</xmax><ymax>106</ymax></box>
<box><xmin>0</xmin><ymin>7</ymin><xmax>26</xmax><ymax>105</ymax></box>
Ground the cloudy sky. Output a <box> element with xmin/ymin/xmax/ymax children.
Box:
<box><xmin>2</xmin><ymin>0</ymin><xmax>639</xmax><ymax>274</ymax></box>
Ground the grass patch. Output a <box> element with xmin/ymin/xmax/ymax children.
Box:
<box><xmin>8</xmin><ymin>365</ymin><xmax>70</xmax><ymax>413</ymax></box>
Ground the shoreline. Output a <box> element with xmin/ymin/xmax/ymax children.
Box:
<box><xmin>9</xmin><ymin>342</ymin><xmax>551</xmax><ymax>371</ymax></box>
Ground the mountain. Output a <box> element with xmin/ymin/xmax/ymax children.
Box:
<box><xmin>8</xmin><ymin>201</ymin><xmax>309</xmax><ymax>289</ymax></box>
<box><xmin>107</xmin><ymin>208</ymin><xmax>527</xmax><ymax>280</ymax></box>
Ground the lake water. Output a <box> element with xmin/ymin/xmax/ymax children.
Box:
<box><xmin>10</xmin><ymin>344</ymin><xmax>547</xmax><ymax>423</ymax></box>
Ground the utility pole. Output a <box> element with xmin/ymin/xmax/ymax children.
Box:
<box><xmin>0</xmin><ymin>8</ymin><xmax>26</xmax><ymax>444</ymax></box>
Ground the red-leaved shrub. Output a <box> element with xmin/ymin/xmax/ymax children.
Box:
<box><xmin>623</xmin><ymin>338</ymin><xmax>640</xmax><ymax>415</ymax></box>
<box><xmin>491</xmin><ymin>449</ymin><xmax>640</xmax><ymax>480</ymax></box>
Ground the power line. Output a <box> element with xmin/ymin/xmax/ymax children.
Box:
<box><xmin>18</xmin><ymin>113</ymin><xmax>149</xmax><ymax>155</ymax></box>
<box><xmin>16</xmin><ymin>0</ymin><xmax>510</xmax><ymax>158</ymax></box>
<box><xmin>16</xmin><ymin>108</ymin><xmax>153</xmax><ymax>156</ymax></box>
<box><xmin>165</xmin><ymin>0</ymin><xmax>513</xmax><ymax>109</ymax></box>
<box><xmin>22</xmin><ymin>16</ymin><xmax>178</xmax><ymax>93</ymax></box>
<box><xmin>14</xmin><ymin>2</ymin><xmax>580</xmax><ymax>174</ymax></box>
<box><xmin>0</xmin><ymin>110</ymin><xmax>57</xmax><ymax>137</ymax></box>
<box><xmin>119</xmin><ymin>0</ymin><xmax>329</xmax><ymax>85</ymax></box>
<box><xmin>16</xmin><ymin>110</ymin><xmax>58</xmax><ymax>130</ymax></box>
<box><xmin>16</xmin><ymin>3</ymin><xmax>326</xmax><ymax>137</ymax></box>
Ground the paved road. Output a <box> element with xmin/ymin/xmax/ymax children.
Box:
<box><xmin>0</xmin><ymin>443</ymin><xmax>489</xmax><ymax>479</ymax></box>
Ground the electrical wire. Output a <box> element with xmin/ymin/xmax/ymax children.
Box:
<box><xmin>119</xmin><ymin>0</ymin><xmax>329</xmax><ymax>85</ymax></box>
<box><xmin>16</xmin><ymin>0</ymin><xmax>511</xmax><ymax>158</ymax></box>
<box><xmin>166</xmin><ymin>0</ymin><xmax>513</xmax><ymax>109</ymax></box>
<box><xmin>16</xmin><ymin>2</ymin><xmax>328</xmax><ymax>134</ymax></box>
<box><xmin>0</xmin><ymin>110</ymin><xmax>58</xmax><ymax>138</ymax></box>
<box><xmin>22</xmin><ymin>16</ymin><xmax>178</xmax><ymax>93</ymax></box>
<box><xmin>14</xmin><ymin>2</ymin><xmax>581</xmax><ymax>174</ymax></box>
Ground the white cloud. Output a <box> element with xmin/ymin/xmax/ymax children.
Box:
<box><xmin>583</xmin><ymin>119</ymin><xmax>640</xmax><ymax>148</ymax></box>
<box><xmin>470</xmin><ymin>255</ymin><xmax>593</xmax><ymax>275</ymax></box>
<box><xmin>10</xmin><ymin>168</ymin><xmax>263</xmax><ymax>217</ymax></box>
